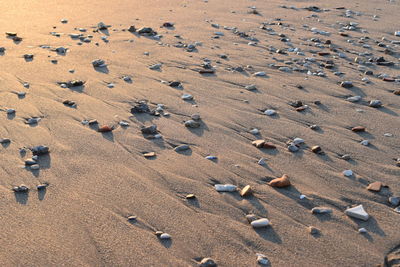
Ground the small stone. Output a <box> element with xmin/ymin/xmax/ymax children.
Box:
<box><xmin>184</xmin><ymin>120</ymin><xmax>201</xmax><ymax>128</ymax></box>
<box><xmin>341</xmin><ymin>154</ymin><xmax>351</xmax><ymax>160</ymax></box>
<box><xmin>37</xmin><ymin>183</ymin><xmax>48</xmax><ymax>190</ymax></box>
<box><xmin>254</xmin><ymin>71</ymin><xmax>266</xmax><ymax>77</ymax></box>
<box><xmin>311</xmin><ymin>146</ymin><xmax>322</xmax><ymax>154</ymax></box>
<box><xmin>154</xmin><ymin>231</ymin><xmax>163</xmax><ymax>236</ymax></box>
<box><xmin>98</xmin><ymin>125</ymin><xmax>113</xmax><ymax>132</ymax></box>
<box><xmin>388</xmin><ymin>197</ymin><xmax>400</xmax><ymax>206</ymax></box>
<box><xmin>268</xmin><ymin>174</ymin><xmax>291</xmax><ymax>188</ymax></box>
<box><xmin>127</xmin><ymin>215</ymin><xmax>137</xmax><ymax>221</ymax></box>
<box><xmin>250</xmin><ymin>128</ymin><xmax>260</xmax><ymax>134</ymax></box>
<box><xmin>352</xmin><ymin>126</ymin><xmax>366</xmax><ymax>132</ymax></box>
<box><xmin>292</xmin><ymin>138</ymin><xmax>304</xmax><ymax>145</ymax></box>
<box><xmin>240</xmin><ymin>185</ymin><xmax>252</xmax><ymax>197</ymax></box>
<box><xmin>31</xmin><ymin>145</ymin><xmax>49</xmax><ymax>155</ymax></box>
<box><xmin>311</xmin><ymin>207</ymin><xmax>332</xmax><ymax>214</ymax></box>
<box><xmin>181</xmin><ymin>94</ymin><xmax>193</xmax><ymax>100</ymax></box>
<box><xmin>366</xmin><ymin>182</ymin><xmax>382</xmax><ymax>192</ymax></box>
<box><xmin>13</xmin><ymin>185</ymin><xmax>29</xmax><ymax>192</ymax></box>
<box><xmin>245</xmin><ymin>84</ymin><xmax>257</xmax><ymax>91</ymax></box>
<box><xmin>347</xmin><ymin>96</ymin><xmax>361</xmax><ymax>102</ymax></box>
<box><xmin>288</xmin><ymin>144</ymin><xmax>299</xmax><ymax>152</ymax></box>
<box><xmin>358</xmin><ymin>228</ymin><xmax>368</xmax><ymax>234</ymax></box>
<box><xmin>141</xmin><ymin>125</ymin><xmax>157</xmax><ymax>135</ymax></box>
<box><xmin>186</xmin><ymin>194</ymin><xmax>196</xmax><ymax>199</ymax></box>
<box><xmin>215</xmin><ymin>184</ymin><xmax>237</xmax><ymax>192</ymax></box>
<box><xmin>0</xmin><ymin>138</ymin><xmax>11</xmax><ymax>144</ymax></box>
<box><xmin>264</xmin><ymin>109</ymin><xmax>276</xmax><ymax>116</ymax></box>
<box><xmin>92</xmin><ymin>59</ymin><xmax>106</xmax><ymax>68</ymax></box>
<box><xmin>30</xmin><ymin>164</ymin><xmax>40</xmax><ymax>170</ymax></box>
<box><xmin>199</xmin><ymin>258</ymin><xmax>217</xmax><ymax>267</ymax></box>
<box><xmin>245</xmin><ymin>214</ymin><xmax>258</xmax><ymax>223</ymax></box>
<box><xmin>191</xmin><ymin>114</ymin><xmax>201</xmax><ymax>120</ymax></box>
<box><xmin>341</xmin><ymin>81</ymin><xmax>353</xmax><ymax>88</ymax></box>
<box><xmin>345</xmin><ymin>205</ymin><xmax>369</xmax><ymax>221</ymax></box>
<box><xmin>6</xmin><ymin>108</ymin><xmax>16</xmax><ymax>114</ymax></box>
<box><xmin>308</xmin><ymin>226</ymin><xmax>319</xmax><ymax>235</ymax></box>
<box><xmin>360</xmin><ymin>140</ymin><xmax>369</xmax><ymax>146</ymax></box>
<box><xmin>174</xmin><ymin>144</ymin><xmax>190</xmax><ymax>152</ymax></box>
<box><xmin>258</xmin><ymin>158</ymin><xmax>266</xmax><ymax>165</ymax></box>
<box><xmin>144</xmin><ymin>152</ymin><xmax>156</xmax><ymax>158</ymax></box>
<box><xmin>343</xmin><ymin>170</ymin><xmax>353</xmax><ymax>177</ymax></box>
<box><xmin>149</xmin><ymin>63</ymin><xmax>162</xmax><ymax>70</ymax></box>
<box><xmin>256</xmin><ymin>254</ymin><xmax>269</xmax><ymax>265</ymax></box>
<box><xmin>159</xmin><ymin>233</ymin><xmax>171</xmax><ymax>239</ymax></box>
<box><xmin>251</xmin><ymin>218</ymin><xmax>270</xmax><ymax>228</ymax></box>
<box><xmin>369</xmin><ymin>100</ymin><xmax>382</xmax><ymax>108</ymax></box>
<box><xmin>205</xmin><ymin>156</ymin><xmax>217</xmax><ymax>160</ymax></box>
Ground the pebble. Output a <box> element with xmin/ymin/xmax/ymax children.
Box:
<box><xmin>31</xmin><ymin>145</ymin><xmax>49</xmax><ymax>155</ymax></box>
<box><xmin>268</xmin><ymin>174</ymin><xmax>291</xmax><ymax>188</ymax></box>
<box><xmin>199</xmin><ymin>258</ymin><xmax>217</xmax><ymax>267</ymax></box>
<box><xmin>292</xmin><ymin>138</ymin><xmax>304</xmax><ymax>145</ymax></box>
<box><xmin>174</xmin><ymin>144</ymin><xmax>190</xmax><ymax>152</ymax></box>
<box><xmin>258</xmin><ymin>158</ymin><xmax>266</xmax><ymax>165</ymax></box>
<box><xmin>256</xmin><ymin>253</ymin><xmax>269</xmax><ymax>265</ymax></box>
<box><xmin>367</xmin><ymin>181</ymin><xmax>382</xmax><ymax>192</ymax></box>
<box><xmin>341</xmin><ymin>81</ymin><xmax>353</xmax><ymax>88</ymax></box>
<box><xmin>250</xmin><ymin>128</ymin><xmax>260</xmax><ymax>134</ymax></box>
<box><xmin>143</xmin><ymin>152</ymin><xmax>156</xmax><ymax>158</ymax></box>
<box><xmin>0</xmin><ymin>138</ymin><xmax>11</xmax><ymax>144</ymax></box>
<box><xmin>388</xmin><ymin>196</ymin><xmax>400</xmax><ymax>206</ymax></box>
<box><xmin>98</xmin><ymin>125</ymin><xmax>113</xmax><ymax>132</ymax></box>
<box><xmin>141</xmin><ymin>125</ymin><xmax>157</xmax><ymax>134</ymax></box>
<box><xmin>343</xmin><ymin>170</ymin><xmax>353</xmax><ymax>177</ymax></box>
<box><xmin>13</xmin><ymin>185</ymin><xmax>29</xmax><ymax>192</ymax></box>
<box><xmin>37</xmin><ymin>183</ymin><xmax>48</xmax><ymax>190</ymax></box>
<box><xmin>250</xmin><ymin>218</ymin><xmax>270</xmax><ymax>228</ymax></box>
<box><xmin>311</xmin><ymin>207</ymin><xmax>332</xmax><ymax>214</ymax></box>
<box><xmin>149</xmin><ymin>63</ymin><xmax>162</xmax><ymax>70</ymax></box>
<box><xmin>252</xmin><ymin>140</ymin><xmax>276</xmax><ymax>149</ymax></box>
<box><xmin>92</xmin><ymin>59</ymin><xmax>106</xmax><ymax>68</ymax></box>
<box><xmin>127</xmin><ymin>215</ymin><xmax>137</xmax><ymax>221</ymax></box>
<box><xmin>254</xmin><ymin>71</ymin><xmax>266</xmax><ymax>77</ymax></box>
<box><xmin>369</xmin><ymin>99</ymin><xmax>382</xmax><ymax>108</ymax></box>
<box><xmin>360</xmin><ymin>140</ymin><xmax>369</xmax><ymax>146</ymax></box>
<box><xmin>186</xmin><ymin>194</ymin><xmax>196</xmax><ymax>199</ymax></box>
<box><xmin>181</xmin><ymin>94</ymin><xmax>193</xmax><ymax>101</ymax></box>
<box><xmin>311</xmin><ymin>145</ymin><xmax>322</xmax><ymax>154</ymax></box>
<box><xmin>240</xmin><ymin>185</ymin><xmax>252</xmax><ymax>197</ymax></box>
<box><xmin>352</xmin><ymin>126</ymin><xmax>366</xmax><ymax>132</ymax></box>
<box><xmin>184</xmin><ymin>120</ymin><xmax>201</xmax><ymax>128</ymax></box>
<box><xmin>245</xmin><ymin>84</ymin><xmax>257</xmax><ymax>91</ymax></box>
<box><xmin>30</xmin><ymin>164</ymin><xmax>40</xmax><ymax>170</ymax></box>
<box><xmin>215</xmin><ymin>184</ymin><xmax>237</xmax><ymax>192</ymax></box>
<box><xmin>287</xmin><ymin>144</ymin><xmax>299</xmax><ymax>152</ymax></box>
<box><xmin>159</xmin><ymin>233</ymin><xmax>171</xmax><ymax>239</ymax></box>
<box><xmin>264</xmin><ymin>109</ymin><xmax>276</xmax><ymax>116</ymax></box>
<box><xmin>205</xmin><ymin>155</ymin><xmax>217</xmax><ymax>160</ymax></box>
<box><xmin>308</xmin><ymin>226</ymin><xmax>320</xmax><ymax>235</ymax></box>
<box><xmin>358</xmin><ymin>228</ymin><xmax>368</xmax><ymax>234</ymax></box>
<box><xmin>345</xmin><ymin>205</ymin><xmax>369</xmax><ymax>221</ymax></box>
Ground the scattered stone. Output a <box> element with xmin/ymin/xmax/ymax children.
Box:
<box><xmin>308</xmin><ymin>226</ymin><xmax>320</xmax><ymax>235</ymax></box>
<box><xmin>240</xmin><ymin>185</ymin><xmax>252</xmax><ymax>197</ymax></box>
<box><xmin>159</xmin><ymin>233</ymin><xmax>171</xmax><ymax>240</ymax></box>
<box><xmin>13</xmin><ymin>185</ymin><xmax>29</xmax><ymax>192</ymax></box>
<box><xmin>343</xmin><ymin>170</ymin><xmax>353</xmax><ymax>177</ymax></box>
<box><xmin>256</xmin><ymin>253</ymin><xmax>269</xmax><ymax>265</ymax></box>
<box><xmin>367</xmin><ymin>182</ymin><xmax>382</xmax><ymax>192</ymax></box>
<box><xmin>352</xmin><ymin>126</ymin><xmax>366</xmax><ymax>132</ymax></box>
<box><xmin>341</xmin><ymin>81</ymin><xmax>353</xmax><ymax>88</ymax></box>
<box><xmin>98</xmin><ymin>125</ymin><xmax>113</xmax><ymax>132</ymax></box>
<box><xmin>174</xmin><ymin>144</ymin><xmax>190</xmax><ymax>152</ymax></box>
<box><xmin>31</xmin><ymin>145</ymin><xmax>49</xmax><ymax>155</ymax></box>
<box><xmin>215</xmin><ymin>184</ymin><xmax>237</xmax><ymax>192</ymax></box>
<box><xmin>345</xmin><ymin>205</ymin><xmax>369</xmax><ymax>221</ymax></box>
<box><xmin>184</xmin><ymin>120</ymin><xmax>201</xmax><ymax>128</ymax></box>
<box><xmin>311</xmin><ymin>207</ymin><xmax>332</xmax><ymax>214</ymax></box>
<box><xmin>250</xmin><ymin>218</ymin><xmax>270</xmax><ymax>228</ymax></box>
<box><xmin>0</xmin><ymin>138</ymin><xmax>11</xmax><ymax>144</ymax></box>
<box><xmin>369</xmin><ymin>100</ymin><xmax>382</xmax><ymax>108</ymax></box>
<box><xmin>199</xmin><ymin>258</ymin><xmax>217</xmax><ymax>267</ymax></box>
<box><xmin>388</xmin><ymin>196</ymin><xmax>400</xmax><ymax>206</ymax></box>
<box><xmin>92</xmin><ymin>59</ymin><xmax>106</xmax><ymax>68</ymax></box>
<box><xmin>37</xmin><ymin>183</ymin><xmax>48</xmax><ymax>190</ymax></box>
<box><xmin>143</xmin><ymin>152</ymin><xmax>156</xmax><ymax>158</ymax></box>
<box><xmin>186</xmin><ymin>194</ymin><xmax>196</xmax><ymax>199</ymax></box>
<box><xmin>268</xmin><ymin>174</ymin><xmax>291</xmax><ymax>188</ymax></box>
<box><xmin>311</xmin><ymin>145</ymin><xmax>322</xmax><ymax>154</ymax></box>
<box><xmin>264</xmin><ymin>109</ymin><xmax>276</xmax><ymax>116</ymax></box>
<box><xmin>127</xmin><ymin>215</ymin><xmax>137</xmax><ymax>221</ymax></box>
<box><xmin>141</xmin><ymin>125</ymin><xmax>157</xmax><ymax>135</ymax></box>
<box><xmin>252</xmin><ymin>140</ymin><xmax>276</xmax><ymax>149</ymax></box>
<box><xmin>358</xmin><ymin>228</ymin><xmax>368</xmax><ymax>234</ymax></box>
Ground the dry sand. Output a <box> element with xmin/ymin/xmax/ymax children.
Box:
<box><xmin>0</xmin><ymin>0</ymin><xmax>400</xmax><ymax>266</ymax></box>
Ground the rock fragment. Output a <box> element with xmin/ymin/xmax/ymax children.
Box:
<box><xmin>345</xmin><ymin>205</ymin><xmax>369</xmax><ymax>221</ymax></box>
<box><xmin>268</xmin><ymin>174</ymin><xmax>291</xmax><ymax>188</ymax></box>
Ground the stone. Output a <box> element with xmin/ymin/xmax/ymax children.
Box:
<box><xmin>360</xmin><ymin>140</ymin><xmax>369</xmax><ymax>146</ymax></box>
<box><xmin>343</xmin><ymin>170</ymin><xmax>353</xmax><ymax>177</ymax></box>
<box><xmin>388</xmin><ymin>196</ymin><xmax>400</xmax><ymax>206</ymax></box>
<box><xmin>251</xmin><ymin>218</ymin><xmax>270</xmax><ymax>228</ymax></box>
<box><xmin>258</xmin><ymin>158</ymin><xmax>266</xmax><ymax>165</ymax></box>
<box><xmin>159</xmin><ymin>233</ymin><xmax>171</xmax><ymax>239</ymax></box>
<box><xmin>268</xmin><ymin>174</ymin><xmax>291</xmax><ymax>188</ymax></box>
<box><xmin>186</xmin><ymin>194</ymin><xmax>196</xmax><ymax>199</ymax></box>
<box><xmin>240</xmin><ymin>185</ymin><xmax>252</xmax><ymax>197</ymax></box>
<box><xmin>215</xmin><ymin>184</ymin><xmax>237</xmax><ymax>192</ymax></box>
<box><xmin>30</xmin><ymin>164</ymin><xmax>40</xmax><ymax>170</ymax></box>
<box><xmin>256</xmin><ymin>253</ymin><xmax>269</xmax><ymax>265</ymax></box>
<box><xmin>184</xmin><ymin>120</ymin><xmax>201</xmax><ymax>128</ymax></box>
<box><xmin>199</xmin><ymin>258</ymin><xmax>217</xmax><ymax>267</ymax></box>
<box><xmin>182</xmin><ymin>94</ymin><xmax>193</xmax><ymax>100</ymax></box>
<box><xmin>352</xmin><ymin>126</ymin><xmax>365</xmax><ymax>132</ymax></box>
<box><xmin>245</xmin><ymin>214</ymin><xmax>258</xmax><ymax>223</ymax></box>
<box><xmin>367</xmin><ymin>182</ymin><xmax>382</xmax><ymax>192</ymax></box>
<box><xmin>13</xmin><ymin>185</ymin><xmax>29</xmax><ymax>192</ymax></box>
<box><xmin>0</xmin><ymin>138</ymin><xmax>10</xmax><ymax>144</ymax></box>
<box><xmin>131</xmin><ymin>101</ymin><xmax>150</xmax><ymax>113</ymax></box>
<box><xmin>287</xmin><ymin>144</ymin><xmax>299</xmax><ymax>152</ymax></box>
<box><xmin>358</xmin><ymin>228</ymin><xmax>368</xmax><ymax>234</ymax></box>
<box><xmin>369</xmin><ymin>100</ymin><xmax>382</xmax><ymax>108</ymax></box>
<box><xmin>127</xmin><ymin>215</ymin><xmax>137</xmax><ymax>221</ymax></box>
<box><xmin>341</xmin><ymin>154</ymin><xmax>351</xmax><ymax>160</ymax></box>
<box><xmin>144</xmin><ymin>152</ymin><xmax>156</xmax><ymax>158</ymax></box>
<box><xmin>345</xmin><ymin>205</ymin><xmax>369</xmax><ymax>221</ymax></box>
<box><xmin>341</xmin><ymin>81</ymin><xmax>353</xmax><ymax>88</ymax></box>
<box><xmin>245</xmin><ymin>84</ymin><xmax>257</xmax><ymax>91</ymax></box>
<box><xmin>37</xmin><ymin>183</ymin><xmax>48</xmax><ymax>190</ymax></box>
<box><xmin>311</xmin><ymin>207</ymin><xmax>332</xmax><ymax>214</ymax></box>
<box><xmin>254</xmin><ymin>71</ymin><xmax>266</xmax><ymax>77</ymax></box>
<box><xmin>308</xmin><ymin>226</ymin><xmax>320</xmax><ymax>235</ymax></box>
<box><xmin>92</xmin><ymin>59</ymin><xmax>106</xmax><ymax>68</ymax></box>
<box><xmin>98</xmin><ymin>125</ymin><xmax>113</xmax><ymax>132</ymax></box>
<box><xmin>205</xmin><ymin>156</ymin><xmax>217</xmax><ymax>160</ymax></box>
<box><xmin>292</xmin><ymin>138</ymin><xmax>304</xmax><ymax>145</ymax></box>
<box><xmin>31</xmin><ymin>145</ymin><xmax>49</xmax><ymax>155</ymax></box>
<box><xmin>174</xmin><ymin>144</ymin><xmax>190</xmax><ymax>152</ymax></box>
<box><xmin>141</xmin><ymin>125</ymin><xmax>157</xmax><ymax>135</ymax></box>
<box><xmin>311</xmin><ymin>146</ymin><xmax>322</xmax><ymax>154</ymax></box>
<box><xmin>347</xmin><ymin>96</ymin><xmax>361</xmax><ymax>102</ymax></box>
<box><xmin>250</xmin><ymin>128</ymin><xmax>260</xmax><ymax>134</ymax></box>
<box><xmin>264</xmin><ymin>109</ymin><xmax>276</xmax><ymax>116</ymax></box>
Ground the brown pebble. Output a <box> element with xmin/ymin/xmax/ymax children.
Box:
<box><xmin>394</xmin><ymin>90</ymin><xmax>400</xmax><ymax>95</ymax></box>
<box><xmin>296</xmin><ymin>106</ymin><xmax>307</xmax><ymax>112</ymax></box>
<box><xmin>98</xmin><ymin>125</ymin><xmax>113</xmax><ymax>132</ymax></box>
<box><xmin>240</xmin><ymin>185</ymin><xmax>252</xmax><ymax>197</ymax></box>
<box><xmin>367</xmin><ymin>181</ymin><xmax>382</xmax><ymax>192</ymax></box>
<box><xmin>352</xmin><ymin>126</ymin><xmax>366</xmax><ymax>132</ymax></box>
<box><xmin>318</xmin><ymin>52</ymin><xmax>330</xmax><ymax>56</ymax></box>
<box><xmin>199</xmin><ymin>69</ymin><xmax>215</xmax><ymax>74</ymax></box>
<box><xmin>252</xmin><ymin>140</ymin><xmax>276</xmax><ymax>149</ymax></box>
<box><xmin>383</xmin><ymin>77</ymin><xmax>395</xmax><ymax>82</ymax></box>
<box><xmin>268</xmin><ymin>174</ymin><xmax>291</xmax><ymax>188</ymax></box>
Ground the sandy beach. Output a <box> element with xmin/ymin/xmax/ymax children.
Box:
<box><xmin>0</xmin><ymin>0</ymin><xmax>399</xmax><ymax>266</ymax></box>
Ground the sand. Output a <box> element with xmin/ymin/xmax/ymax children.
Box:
<box><xmin>0</xmin><ymin>0</ymin><xmax>399</xmax><ymax>266</ymax></box>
